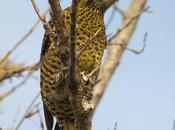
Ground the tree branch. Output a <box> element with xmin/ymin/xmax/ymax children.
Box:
<box><xmin>0</xmin><ymin>61</ymin><xmax>39</xmax><ymax>82</ymax></box>
<box><xmin>92</xmin><ymin>0</ymin><xmax>148</xmax><ymax>112</ymax></box>
<box><xmin>69</xmin><ymin>0</ymin><xmax>79</xmax><ymax>93</ymax></box>
<box><xmin>15</xmin><ymin>93</ymin><xmax>40</xmax><ymax>130</ymax></box>
<box><xmin>0</xmin><ymin>72</ymin><xmax>34</xmax><ymax>102</ymax></box>
<box><xmin>109</xmin><ymin>32</ymin><xmax>148</xmax><ymax>54</ymax></box>
<box><xmin>31</xmin><ymin>0</ymin><xmax>52</xmax><ymax>33</ymax></box>
<box><xmin>0</xmin><ymin>8</ymin><xmax>50</xmax><ymax>64</ymax></box>
<box><xmin>77</xmin><ymin>28</ymin><xmax>102</xmax><ymax>58</ymax></box>
<box><xmin>48</xmin><ymin>0</ymin><xmax>66</xmax><ymax>44</ymax></box>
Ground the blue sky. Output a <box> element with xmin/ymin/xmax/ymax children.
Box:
<box><xmin>0</xmin><ymin>0</ymin><xmax>175</xmax><ymax>130</ymax></box>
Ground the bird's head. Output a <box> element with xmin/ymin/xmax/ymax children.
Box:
<box><xmin>79</xmin><ymin>0</ymin><xmax>118</xmax><ymax>13</ymax></box>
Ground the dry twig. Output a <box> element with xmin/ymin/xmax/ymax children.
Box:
<box><xmin>7</xmin><ymin>107</ymin><xmax>20</xmax><ymax>130</ymax></box>
<box><xmin>0</xmin><ymin>61</ymin><xmax>39</xmax><ymax>82</ymax></box>
<box><xmin>31</xmin><ymin>0</ymin><xmax>52</xmax><ymax>33</ymax></box>
<box><xmin>108</xmin><ymin>6</ymin><xmax>151</xmax><ymax>44</ymax></box>
<box><xmin>15</xmin><ymin>93</ymin><xmax>40</xmax><ymax>130</ymax></box>
<box><xmin>77</xmin><ymin>28</ymin><xmax>102</xmax><ymax>58</ymax></box>
<box><xmin>0</xmin><ymin>8</ymin><xmax>50</xmax><ymax>64</ymax></box>
<box><xmin>106</xmin><ymin>7</ymin><xmax>117</xmax><ymax>28</ymax></box>
<box><xmin>0</xmin><ymin>72</ymin><xmax>34</xmax><ymax>102</ymax></box>
<box><xmin>114</xmin><ymin>4</ymin><xmax>124</xmax><ymax>15</ymax></box>
<box><xmin>0</xmin><ymin>8</ymin><xmax>49</xmax><ymax>83</ymax></box>
<box><xmin>109</xmin><ymin>32</ymin><xmax>148</xmax><ymax>54</ymax></box>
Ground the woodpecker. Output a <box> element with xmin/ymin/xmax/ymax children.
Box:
<box><xmin>40</xmin><ymin>0</ymin><xmax>115</xmax><ymax>129</ymax></box>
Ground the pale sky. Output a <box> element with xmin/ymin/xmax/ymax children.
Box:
<box><xmin>0</xmin><ymin>0</ymin><xmax>175</xmax><ymax>130</ymax></box>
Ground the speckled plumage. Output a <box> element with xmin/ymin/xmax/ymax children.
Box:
<box><xmin>40</xmin><ymin>0</ymin><xmax>113</xmax><ymax>130</ymax></box>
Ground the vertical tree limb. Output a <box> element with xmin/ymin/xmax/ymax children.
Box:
<box><xmin>48</xmin><ymin>0</ymin><xmax>66</xmax><ymax>44</ymax></box>
<box><xmin>68</xmin><ymin>0</ymin><xmax>91</xmax><ymax>130</ymax></box>
<box><xmin>69</xmin><ymin>0</ymin><xmax>79</xmax><ymax>93</ymax></box>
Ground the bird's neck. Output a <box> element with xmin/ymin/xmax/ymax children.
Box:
<box><xmin>78</xmin><ymin>0</ymin><xmax>115</xmax><ymax>13</ymax></box>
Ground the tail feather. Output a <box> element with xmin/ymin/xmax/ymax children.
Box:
<box><xmin>54</xmin><ymin>123</ymin><xmax>60</xmax><ymax>130</ymax></box>
<box><xmin>43</xmin><ymin>104</ymin><xmax>54</xmax><ymax>130</ymax></box>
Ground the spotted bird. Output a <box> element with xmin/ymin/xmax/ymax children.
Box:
<box><xmin>40</xmin><ymin>0</ymin><xmax>115</xmax><ymax>130</ymax></box>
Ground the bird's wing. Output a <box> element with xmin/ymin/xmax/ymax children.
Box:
<box><xmin>41</xmin><ymin>23</ymin><xmax>55</xmax><ymax>130</ymax></box>
<box><xmin>40</xmin><ymin>32</ymin><xmax>51</xmax><ymax>58</ymax></box>
<box><xmin>54</xmin><ymin>122</ymin><xmax>60</xmax><ymax>130</ymax></box>
<box><xmin>43</xmin><ymin>103</ymin><xmax>54</xmax><ymax>130</ymax></box>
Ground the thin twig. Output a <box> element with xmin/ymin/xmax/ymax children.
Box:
<box><xmin>0</xmin><ymin>8</ymin><xmax>50</xmax><ymax>64</ymax></box>
<box><xmin>15</xmin><ymin>93</ymin><xmax>40</xmax><ymax>130</ymax></box>
<box><xmin>7</xmin><ymin>107</ymin><xmax>20</xmax><ymax>130</ymax></box>
<box><xmin>80</xmin><ymin>67</ymin><xmax>100</xmax><ymax>82</ymax></box>
<box><xmin>77</xmin><ymin>27</ymin><xmax>101</xmax><ymax>58</ymax></box>
<box><xmin>108</xmin><ymin>6</ymin><xmax>151</xmax><ymax>43</ymax></box>
<box><xmin>118</xmin><ymin>6</ymin><xmax>150</xmax><ymax>33</ymax></box>
<box><xmin>0</xmin><ymin>61</ymin><xmax>39</xmax><ymax>82</ymax></box>
<box><xmin>106</xmin><ymin>7</ymin><xmax>116</xmax><ymax>28</ymax></box>
<box><xmin>125</xmin><ymin>32</ymin><xmax>147</xmax><ymax>54</ymax></box>
<box><xmin>24</xmin><ymin>108</ymin><xmax>40</xmax><ymax>118</ymax></box>
<box><xmin>0</xmin><ymin>71</ymin><xmax>34</xmax><ymax>102</ymax></box>
<box><xmin>114</xmin><ymin>4</ymin><xmax>124</xmax><ymax>15</ymax></box>
<box><xmin>31</xmin><ymin>0</ymin><xmax>52</xmax><ymax>33</ymax></box>
<box><xmin>109</xmin><ymin>32</ymin><xmax>148</xmax><ymax>54</ymax></box>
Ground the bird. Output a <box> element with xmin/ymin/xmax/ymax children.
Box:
<box><xmin>40</xmin><ymin>0</ymin><xmax>115</xmax><ymax>130</ymax></box>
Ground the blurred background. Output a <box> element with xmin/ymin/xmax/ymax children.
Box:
<box><xmin>0</xmin><ymin>0</ymin><xmax>175</xmax><ymax>130</ymax></box>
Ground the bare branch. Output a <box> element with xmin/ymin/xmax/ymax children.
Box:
<box><xmin>67</xmin><ymin>0</ymin><xmax>94</xmax><ymax>129</ymax></box>
<box><xmin>15</xmin><ymin>93</ymin><xmax>40</xmax><ymax>130</ymax></box>
<box><xmin>108</xmin><ymin>5</ymin><xmax>151</xmax><ymax>44</ymax></box>
<box><xmin>48</xmin><ymin>0</ymin><xmax>66</xmax><ymax>43</ymax></box>
<box><xmin>68</xmin><ymin>0</ymin><xmax>79</xmax><ymax>93</ymax></box>
<box><xmin>0</xmin><ymin>61</ymin><xmax>39</xmax><ymax>82</ymax></box>
<box><xmin>7</xmin><ymin>107</ymin><xmax>20</xmax><ymax>130</ymax></box>
<box><xmin>92</xmin><ymin>0</ymin><xmax>148</xmax><ymax>112</ymax></box>
<box><xmin>125</xmin><ymin>32</ymin><xmax>147</xmax><ymax>54</ymax></box>
<box><xmin>31</xmin><ymin>0</ymin><xmax>52</xmax><ymax>33</ymax></box>
<box><xmin>109</xmin><ymin>32</ymin><xmax>148</xmax><ymax>54</ymax></box>
<box><xmin>77</xmin><ymin>27</ymin><xmax>102</xmax><ymax>58</ymax></box>
<box><xmin>114</xmin><ymin>4</ymin><xmax>124</xmax><ymax>16</ymax></box>
<box><xmin>106</xmin><ymin>7</ymin><xmax>117</xmax><ymax>28</ymax></box>
<box><xmin>81</xmin><ymin>67</ymin><xmax>100</xmax><ymax>82</ymax></box>
<box><xmin>0</xmin><ymin>8</ymin><xmax>50</xmax><ymax>64</ymax></box>
<box><xmin>0</xmin><ymin>72</ymin><xmax>34</xmax><ymax>102</ymax></box>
